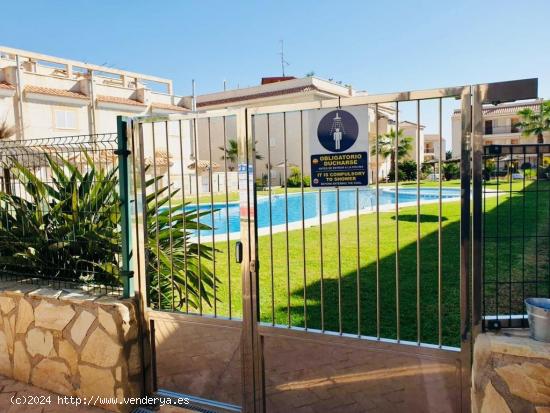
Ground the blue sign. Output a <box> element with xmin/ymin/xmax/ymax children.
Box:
<box><xmin>317</xmin><ymin>110</ymin><xmax>359</xmax><ymax>153</ymax></box>
<box><xmin>311</xmin><ymin>152</ymin><xmax>369</xmax><ymax>187</ymax></box>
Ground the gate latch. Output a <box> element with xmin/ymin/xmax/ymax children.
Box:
<box><xmin>235</xmin><ymin>241</ymin><xmax>243</xmax><ymax>263</ymax></box>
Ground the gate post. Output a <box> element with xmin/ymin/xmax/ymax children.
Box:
<box><xmin>471</xmin><ymin>85</ymin><xmax>484</xmax><ymax>339</ymax></box>
<box><xmin>239</xmin><ymin>108</ymin><xmax>265</xmax><ymax>413</ymax></box>
<box><xmin>459</xmin><ymin>86</ymin><xmax>473</xmax><ymax>412</ymax></box>
<box><xmin>117</xmin><ymin>116</ymin><xmax>154</xmax><ymax>396</ymax></box>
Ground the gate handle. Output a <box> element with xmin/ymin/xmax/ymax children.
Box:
<box><xmin>235</xmin><ymin>241</ymin><xmax>243</xmax><ymax>263</ymax></box>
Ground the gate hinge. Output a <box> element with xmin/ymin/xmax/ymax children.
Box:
<box><xmin>250</xmin><ymin>260</ymin><xmax>259</xmax><ymax>273</ymax></box>
<box><xmin>114</xmin><ymin>149</ymin><xmax>132</xmax><ymax>156</ymax></box>
<box><xmin>121</xmin><ymin>270</ymin><xmax>134</xmax><ymax>279</ymax></box>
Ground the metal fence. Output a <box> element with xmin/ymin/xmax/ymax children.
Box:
<box><xmin>128</xmin><ymin>113</ymin><xmax>241</xmax><ymax>315</ymax></box>
<box><xmin>120</xmin><ymin>79</ymin><xmax>541</xmax><ymax>413</ymax></box>
<box><xmin>129</xmin><ymin>103</ymin><xmax>464</xmax><ymax>346</ymax></box>
<box><xmin>0</xmin><ymin>133</ymin><xmax>124</xmax><ymax>296</ymax></box>
<box><xmin>482</xmin><ymin>143</ymin><xmax>550</xmax><ymax>329</ymax></box>
<box><xmin>248</xmin><ymin>100</ymin><xmax>465</xmax><ymax>347</ymax></box>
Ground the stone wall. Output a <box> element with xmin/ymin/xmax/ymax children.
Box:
<box><xmin>0</xmin><ymin>282</ymin><xmax>142</xmax><ymax>412</ymax></box>
<box><xmin>472</xmin><ymin>329</ymin><xmax>550</xmax><ymax>413</ymax></box>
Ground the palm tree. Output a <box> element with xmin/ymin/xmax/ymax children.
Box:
<box><xmin>219</xmin><ymin>138</ymin><xmax>263</xmax><ymax>169</ymax></box>
<box><xmin>371</xmin><ymin>128</ymin><xmax>413</xmax><ymax>178</ymax></box>
<box><xmin>516</xmin><ymin>101</ymin><xmax>550</xmax><ymax>177</ymax></box>
<box><xmin>516</xmin><ymin>101</ymin><xmax>550</xmax><ymax>143</ymax></box>
<box><xmin>0</xmin><ymin>120</ymin><xmax>16</xmax><ymax>140</ymax></box>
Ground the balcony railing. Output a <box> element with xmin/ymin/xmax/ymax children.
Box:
<box><xmin>485</xmin><ymin>125</ymin><xmax>520</xmax><ymax>135</ymax></box>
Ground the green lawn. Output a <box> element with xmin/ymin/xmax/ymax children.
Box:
<box><xmin>182</xmin><ymin>179</ymin><xmax>549</xmax><ymax>348</ymax></box>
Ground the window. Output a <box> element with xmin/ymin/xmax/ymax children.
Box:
<box><xmin>269</xmin><ymin>136</ymin><xmax>277</xmax><ymax>148</ymax></box>
<box><xmin>511</xmin><ymin>117</ymin><xmax>520</xmax><ymax>133</ymax></box>
<box><xmin>484</xmin><ymin>120</ymin><xmax>493</xmax><ymax>135</ymax></box>
<box><xmin>493</xmin><ymin>118</ymin><xmax>509</xmax><ymax>134</ymax></box>
<box><xmin>54</xmin><ymin>109</ymin><xmax>77</xmax><ymax>130</ymax></box>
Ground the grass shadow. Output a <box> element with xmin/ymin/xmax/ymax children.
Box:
<box><xmin>391</xmin><ymin>214</ymin><xmax>449</xmax><ymax>223</ymax></box>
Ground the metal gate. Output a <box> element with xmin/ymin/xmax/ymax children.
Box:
<box><xmin>121</xmin><ymin>79</ymin><xmax>538</xmax><ymax>413</ymax></box>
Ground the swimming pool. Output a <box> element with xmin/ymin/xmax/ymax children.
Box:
<box><xmin>183</xmin><ymin>187</ymin><xmax>461</xmax><ymax>237</ymax></box>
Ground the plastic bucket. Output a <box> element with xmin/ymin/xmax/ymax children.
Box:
<box><xmin>525</xmin><ymin>298</ymin><xmax>550</xmax><ymax>342</ymax></box>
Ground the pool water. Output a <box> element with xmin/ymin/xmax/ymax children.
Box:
<box><xmin>184</xmin><ymin>187</ymin><xmax>461</xmax><ymax>236</ymax></box>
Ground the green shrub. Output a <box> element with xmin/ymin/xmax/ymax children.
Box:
<box><xmin>387</xmin><ymin>160</ymin><xmax>416</xmax><ymax>182</ymax></box>
<box><xmin>286</xmin><ymin>167</ymin><xmax>310</xmax><ymax>187</ymax></box>
<box><xmin>442</xmin><ymin>162</ymin><xmax>460</xmax><ymax>180</ymax></box>
<box><xmin>0</xmin><ymin>153</ymin><xmax>216</xmax><ymax>311</ymax></box>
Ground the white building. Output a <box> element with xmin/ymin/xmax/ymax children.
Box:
<box><xmin>398</xmin><ymin>121</ymin><xmax>425</xmax><ymax>163</ymax></box>
<box><xmin>451</xmin><ymin>99</ymin><xmax>549</xmax><ymax>159</ymax></box>
<box><xmin>196</xmin><ymin>77</ymin><xmax>396</xmax><ymax>182</ymax></box>
<box><xmin>423</xmin><ymin>134</ymin><xmax>446</xmax><ymax>161</ymax></box>
<box><xmin>1</xmin><ymin>46</ymin><xmax>427</xmax><ymax>192</ymax></box>
<box><xmin>0</xmin><ymin>46</ymin><xmax>190</xmax><ymax>141</ymax></box>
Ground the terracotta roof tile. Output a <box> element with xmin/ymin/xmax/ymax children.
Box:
<box><xmin>187</xmin><ymin>160</ymin><xmax>220</xmax><ymax>170</ymax></box>
<box><xmin>197</xmin><ymin>85</ymin><xmax>319</xmax><ymax>107</ymax></box>
<box><xmin>0</xmin><ymin>81</ymin><xmax>15</xmax><ymax>90</ymax></box>
<box><xmin>96</xmin><ymin>95</ymin><xmax>145</xmax><ymax>106</ymax></box>
<box><xmin>145</xmin><ymin>150</ymin><xmax>173</xmax><ymax>167</ymax></box>
<box><xmin>24</xmin><ymin>85</ymin><xmax>88</xmax><ymax>99</ymax></box>
<box><xmin>454</xmin><ymin>100</ymin><xmax>544</xmax><ymax>116</ymax></box>
<box><xmin>151</xmin><ymin>102</ymin><xmax>188</xmax><ymax>112</ymax></box>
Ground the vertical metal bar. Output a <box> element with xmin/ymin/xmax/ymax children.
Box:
<box><xmin>547</xmin><ymin>147</ymin><xmax>550</xmax><ymax>299</ymax></box>
<box><xmin>283</xmin><ymin>112</ymin><xmax>291</xmax><ymax>327</ymax></box>
<box><xmin>472</xmin><ymin>85</ymin><xmax>484</xmax><ymax>340</ymax></box>
<box><xmin>482</xmin><ymin>153</ymin><xmax>487</xmax><ymax>332</ymax></box>
<box><xmin>318</xmin><ymin>188</ymin><xmax>325</xmax><ymax>332</ymax></box>
<box><xmin>134</xmin><ymin>121</ymin><xmax>150</xmax><ymax>307</ymax></box>
<box><xmin>508</xmin><ymin>146</ymin><xmax>513</xmax><ymax>322</ymax></box>
<box><xmin>207</xmin><ymin>117</ymin><xmax>217</xmax><ymax>316</ymax></box>
<box><xmin>535</xmin><ymin>146</ymin><xmax>540</xmax><ymax>296</ymax></box>
<box><xmin>547</xmin><ymin>148</ymin><xmax>550</xmax><ymax>299</ymax></box>
<box><xmin>151</xmin><ymin>123</ymin><xmax>161</xmax><ymax>310</ymax></box>
<box><xmin>222</xmin><ymin>116</ymin><xmax>232</xmax><ymax>319</ymax></box>
<box><xmin>117</xmin><ymin>116</ymin><xmax>132</xmax><ymax>298</ymax></box>
<box><xmin>522</xmin><ymin>149</ymin><xmax>526</xmax><ymax>324</ymax></box>
<box><xmin>496</xmin><ymin>155</ymin><xmax>500</xmax><ymax>320</ymax></box>
<box><xmin>177</xmin><ymin>120</ymin><xmax>190</xmax><ymax>313</ymax></box>
<box><xmin>240</xmin><ymin>108</ymin><xmax>265</xmax><ymax>413</ymax></box>
<box><xmin>355</xmin><ymin>187</ymin><xmax>361</xmax><ymax>336</ymax></box>
<box><xmin>192</xmin><ymin>117</ymin><xmax>202</xmax><ymax>315</ymax></box>
<box><xmin>460</xmin><ymin>86</ymin><xmax>473</xmax><ymax>411</ymax></box>
<box><xmin>266</xmin><ymin>114</ymin><xmax>274</xmax><ymax>325</ymax></box>
<box><xmin>395</xmin><ymin>101</ymin><xmax>400</xmax><ymax>342</ymax></box>
<box><xmin>164</xmin><ymin>121</ymin><xmax>175</xmax><ymax>311</ymax></box>
<box><xmin>416</xmin><ymin>100</ymin><xmax>421</xmax><ymax>345</ymax></box>
<box><xmin>337</xmin><ymin>187</ymin><xmax>342</xmax><ymax>335</ymax></box>
<box><xmin>300</xmin><ymin>111</ymin><xmax>307</xmax><ymax>329</ymax></box>
<box><xmin>375</xmin><ymin>103</ymin><xmax>381</xmax><ymax>340</ymax></box>
<box><xmin>437</xmin><ymin>98</ymin><xmax>443</xmax><ymax>346</ymax></box>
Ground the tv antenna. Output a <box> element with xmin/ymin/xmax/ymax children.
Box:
<box><xmin>279</xmin><ymin>40</ymin><xmax>290</xmax><ymax>76</ymax></box>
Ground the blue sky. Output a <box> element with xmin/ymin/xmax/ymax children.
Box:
<box><xmin>2</xmin><ymin>0</ymin><xmax>549</xmax><ymax>98</ymax></box>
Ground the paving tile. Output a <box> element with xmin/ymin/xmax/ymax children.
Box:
<box><xmin>0</xmin><ymin>375</ymin><xmax>106</xmax><ymax>412</ymax></box>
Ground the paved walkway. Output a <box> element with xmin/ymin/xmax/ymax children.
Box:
<box><xmin>0</xmin><ymin>375</ymin><xmax>198</xmax><ymax>413</ymax></box>
<box><xmin>0</xmin><ymin>375</ymin><xmax>106</xmax><ymax>413</ymax></box>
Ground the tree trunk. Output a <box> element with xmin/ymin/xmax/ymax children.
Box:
<box><xmin>389</xmin><ymin>152</ymin><xmax>396</xmax><ymax>181</ymax></box>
